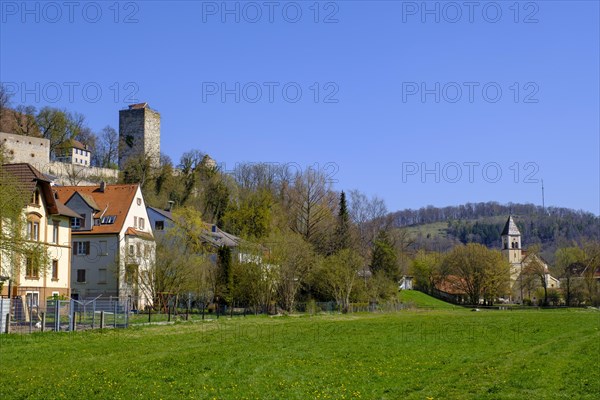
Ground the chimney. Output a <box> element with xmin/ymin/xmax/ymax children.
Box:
<box><xmin>166</xmin><ymin>200</ymin><xmax>174</xmax><ymax>211</ymax></box>
<box><xmin>99</xmin><ymin>181</ymin><xmax>106</xmax><ymax>192</ymax></box>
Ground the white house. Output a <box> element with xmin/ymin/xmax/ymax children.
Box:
<box><xmin>0</xmin><ymin>163</ymin><xmax>79</xmax><ymax>310</ymax></box>
<box><xmin>54</xmin><ymin>139</ymin><xmax>92</xmax><ymax>166</ymax></box>
<box><xmin>54</xmin><ymin>183</ymin><xmax>155</xmax><ymax>309</ymax></box>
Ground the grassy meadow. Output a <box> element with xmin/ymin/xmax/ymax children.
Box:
<box><xmin>0</xmin><ymin>299</ymin><xmax>598</xmax><ymax>399</ymax></box>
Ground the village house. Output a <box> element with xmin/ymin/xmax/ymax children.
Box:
<box><xmin>54</xmin><ymin>183</ymin><xmax>155</xmax><ymax>309</ymax></box>
<box><xmin>53</xmin><ymin>139</ymin><xmax>92</xmax><ymax>166</ymax></box>
<box><xmin>0</xmin><ymin>163</ymin><xmax>80</xmax><ymax>310</ymax></box>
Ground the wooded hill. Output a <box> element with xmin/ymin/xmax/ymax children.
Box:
<box><xmin>390</xmin><ymin>202</ymin><xmax>599</xmax><ymax>263</ymax></box>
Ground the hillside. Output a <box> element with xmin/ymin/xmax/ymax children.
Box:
<box><xmin>390</xmin><ymin>202</ymin><xmax>600</xmax><ymax>264</ymax></box>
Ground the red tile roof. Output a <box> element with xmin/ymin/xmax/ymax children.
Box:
<box><xmin>54</xmin><ymin>184</ymin><xmax>139</xmax><ymax>235</ymax></box>
<box><xmin>125</xmin><ymin>227</ymin><xmax>154</xmax><ymax>241</ymax></box>
<box><xmin>1</xmin><ymin>163</ymin><xmax>78</xmax><ymax>218</ymax></box>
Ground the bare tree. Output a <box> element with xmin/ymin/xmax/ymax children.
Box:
<box><xmin>348</xmin><ymin>189</ymin><xmax>389</xmax><ymax>256</ymax></box>
<box><xmin>93</xmin><ymin>126</ymin><xmax>119</xmax><ymax>168</ymax></box>
<box><xmin>289</xmin><ymin>167</ymin><xmax>336</xmax><ymax>247</ymax></box>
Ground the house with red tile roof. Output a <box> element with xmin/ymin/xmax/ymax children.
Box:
<box><xmin>54</xmin><ymin>183</ymin><xmax>155</xmax><ymax>309</ymax></box>
<box><xmin>0</xmin><ymin>163</ymin><xmax>80</xmax><ymax>310</ymax></box>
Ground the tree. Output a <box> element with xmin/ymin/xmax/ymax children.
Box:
<box><xmin>216</xmin><ymin>245</ymin><xmax>233</xmax><ymax>305</ymax></box>
<box><xmin>348</xmin><ymin>189</ymin><xmax>389</xmax><ymax>257</ymax></box>
<box><xmin>444</xmin><ymin>243</ymin><xmax>510</xmax><ymax>305</ymax></box>
<box><xmin>93</xmin><ymin>126</ymin><xmax>119</xmax><ymax>168</ymax></box>
<box><xmin>581</xmin><ymin>241</ymin><xmax>600</xmax><ymax>305</ymax></box>
<box><xmin>11</xmin><ymin>105</ymin><xmax>39</xmax><ymax>137</ymax></box>
<box><xmin>268</xmin><ymin>231</ymin><xmax>317</xmax><ymax>313</ymax></box>
<box><xmin>555</xmin><ymin>245</ymin><xmax>586</xmax><ymax>306</ymax></box>
<box><xmin>522</xmin><ymin>245</ymin><xmax>550</xmax><ymax>306</ymax></box>
<box><xmin>315</xmin><ymin>248</ymin><xmax>364</xmax><ymax>313</ymax></box>
<box><xmin>35</xmin><ymin>107</ymin><xmax>86</xmax><ymax>155</ymax></box>
<box><xmin>288</xmin><ymin>167</ymin><xmax>336</xmax><ymax>253</ymax></box>
<box><xmin>232</xmin><ymin>247</ymin><xmax>278</xmax><ymax>314</ymax></box>
<box><xmin>139</xmin><ymin>207</ymin><xmax>211</xmax><ymax>310</ymax></box>
<box><xmin>371</xmin><ymin>230</ymin><xmax>398</xmax><ymax>280</ymax></box>
<box><xmin>410</xmin><ymin>250</ymin><xmax>445</xmax><ymax>294</ymax></box>
<box><xmin>334</xmin><ymin>191</ymin><xmax>351</xmax><ymax>252</ymax></box>
<box><xmin>120</xmin><ymin>153</ymin><xmax>155</xmax><ymax>187</ymax></box>
<box><xmin>223</xmin><ymin>189</ymin><xmax>272</xmax><ymax>240</ymax></box>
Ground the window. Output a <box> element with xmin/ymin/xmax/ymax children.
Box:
<box><xmin>99</xmin><ymin>240</ymin><xmax>108</xmax><ymax>256</ymax></box>
<box><xmin>144</xmin><ymin>244</ymin><xmax>151</xmax><ymax>257</ymax></box>
<box><xmin>25</xmin><ymin>292</ymin><xmax>39</xmax><ymax>307</ymax></box>
<box><xmin>136</xmin><ymin>243</ymin><xmax>142</xmax><ymax>257</ymax></box>
<box><xmin>76</xmin><ymin>269</ymin><xmax>86</xmax><ymax>283</ymax></box>
<box><xmin>71</xmin><ymin>217</ymin><xmax>81</xmax><ymax>229</ymax></box>
<box><xmin>137</xmin><ymin>198</ymin><xmax>142</xmax><ymax>206</ymax></box>
<box><xmin>25</xmin><ymin>256</ymin><xmax>39</xmax><ymax>279</ymax></box>
<box><xmin>101</xmin><ymin>216</ymin><xmax>116</xmax><ymax>224</ymax></box>
<box><xmin>155</xmin><ymin>221</ymin><xmax>164</xmax><ymax>231</ymax></box>
<box><xmin>134</xmin><ymin>216</ymin><xmax>138</xmax><ymax>228</ymax></box>
<box><xmin>32</xmin><ymin>190</ymin><xmax>40</xmax><ymax>205</ymax></box>
<box><xmin>51</xmin><ymin>260</ymin><xmax>58</xmax><ymax>280</ymax></box>
<box><xmin>129</xmin><ymin>244</ymin><xmax>135</xmax><ymax>256</ymax></box>
<box><xmin>73</xmin><ymin>241</ymin><xmax>90</xmax><ymax>256</ymax></box>
<box><xmin>27</xmin><ymin>221</ymin><xmax>39</xmax><ymax>241</ymax></box>
<box><xmin>98</xmin><ymin>269</ymin><xmax>107</xmax><ymax>284</ymax></box>
<box><xmin>52</xmin><ymin>221</ymin><xmax>59</xmax><ymax>243</ymax></box>
<box><xmin>139</xmin><ymin>218</ymin><xmax>145</xmax><ymax>230</ymax></box>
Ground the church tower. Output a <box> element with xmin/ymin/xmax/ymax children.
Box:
<box><xmin>118</xmin><ymin>103</ymin><xmax>161</xmax><ymax>169</ymax></box>
<box><xmin>501</xmin><ymin>216</ymin><xmax>522</xmax><ymax>265</ymax></box>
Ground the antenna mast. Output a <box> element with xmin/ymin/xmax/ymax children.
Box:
<box><xmin>541</xmin><ymin>179</ymin><xmax>545</xmax><ymax>211</ymax></box>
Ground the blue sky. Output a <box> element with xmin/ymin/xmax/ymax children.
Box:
<box><xmin>1</xmin><ymin>1</ymin><xmax>599</xmax><ymax>214</ymax></box>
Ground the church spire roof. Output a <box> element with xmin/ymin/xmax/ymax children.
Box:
<box><xmin>501</xmin><ymin>216</ymin><xmax>521</xmax><ymax>236</ymax></box>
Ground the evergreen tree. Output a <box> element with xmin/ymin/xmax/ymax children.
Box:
<box><xmin>335</xmin><ymin>191</ymin><xmax>351</xmax><ymax>252</ymax></box>
<box><xmin>371</xmin><ymin>230</ymin><xmax>398</xmax><ymax>280</ymax></box>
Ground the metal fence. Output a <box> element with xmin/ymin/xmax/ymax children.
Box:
<box><xmin>0</xmin><ymin>296</ymin><xmax>413</xmax><ymax>335</ymax></box>
<box><xmin>0</xmin><ymin>296</ymin><xmax>132</xmax><ymax>334</ymax></box>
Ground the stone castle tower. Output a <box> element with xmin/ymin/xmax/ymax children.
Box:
<box><xmin>118</xmin><ymin>103</ymin><xmax>160</xmax><ymax>169</ymax></box>
<box><xmin>501</xmin><ymin>216</ymin><xmax>522</xmax><ymax>265</ymax></box>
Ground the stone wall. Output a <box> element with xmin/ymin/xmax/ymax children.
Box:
<box><xmin>0</xmin><ymin>131</ymin><xmax>50</xmax><ymax>164</ymax></box>
<box><xmin>44</xmin><ymin>162</ymin><xmax>119</xmax><ymax>186</ymax></box>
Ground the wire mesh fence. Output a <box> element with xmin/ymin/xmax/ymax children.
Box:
<box><xmin>0</xmin><ymin>295</ymin><xmax>412</xmax><ymax>335</ymax></box>
<box><xmin>0</xmin><ymin>296</ymin><xmax>133</xmax><ymax>334</ymax></box>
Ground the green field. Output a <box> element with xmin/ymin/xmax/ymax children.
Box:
<box><xmin>1</xmin><ymin>307</ymin><xmax>598</xmax><ymax>399</ymax></box>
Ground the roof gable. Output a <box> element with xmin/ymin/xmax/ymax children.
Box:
<box><xmin>54</xmin><ymin>184</ymin><xmax>139</xmax><ymax>234</ymax></box>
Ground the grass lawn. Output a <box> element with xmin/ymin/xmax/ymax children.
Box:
<box><xmin>398</xmin><ymin>290</ymin><xmax>458</xmax><ymax>310</ymax></box>
<box><xmin>0</xmin><ymin>308</ymin><xmax>598</xmax><ymax>399</ymax></box>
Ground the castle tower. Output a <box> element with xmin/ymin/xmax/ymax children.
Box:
<box><xmin>118</xmin><ymin>103</ymin><xmax>161</xmax><ymax>169</ymax></box>
<box><xmin>501</xmin><ymin>216</ymin><xmax>522</xmax><ymax>265</ymax></box>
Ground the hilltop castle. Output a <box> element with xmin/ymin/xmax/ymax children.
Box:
<box><xmin>118</xmin><ymin>103</ymin><xmax>161</xmax><ymax>169</ymax></box>
<box><xmin>1</xmin><ymin>102</ymin><xmax>161</xmax><ymax>184</ymax></box>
